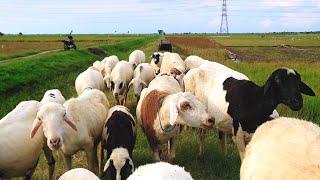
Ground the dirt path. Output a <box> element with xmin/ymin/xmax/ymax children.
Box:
<box><xmin>0</xmin><ymin>49</ymin><xmax>61</xmax><ymax>64</ymax></box>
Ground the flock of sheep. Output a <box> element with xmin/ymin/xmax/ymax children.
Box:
<box><xmin>0</xmin><ymin>48</ymin><xmax>318</xmax><ymax>180</ymax></box>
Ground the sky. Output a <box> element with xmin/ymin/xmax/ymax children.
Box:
<box><xmin>0</xmin><ymin>0</ymin><xmax>320</xmax><ymax>34</ymax></box>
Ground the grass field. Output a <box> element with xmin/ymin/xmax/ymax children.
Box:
<box><xmin>0</xmin><ymin>35</ymin><xmax>145</xmax><ymax>61</ymax></box>
<box><xmin>1</xmin><ymin>34</ymin><xmax>320</xmax><ymax>180</ymax></box>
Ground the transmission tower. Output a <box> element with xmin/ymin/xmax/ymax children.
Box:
<box><xmin>219</xmin><ymin>0</ymin><xmax>229</xmax><ymax>34</ymax></box>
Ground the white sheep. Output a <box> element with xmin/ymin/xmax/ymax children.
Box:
<box><xmin>150</xmin><ymin>52</ymin><xmax>164</xmax><ymax>74</ymax></box>
<box><xmin>184</xmin><ymin>65</ymin><xmax>313</xmax><ymax>160</ymax></box>
<box><xmin>129</xmin><ymin>63</ymin><xmax>156</xmax><ymax>102</ymax></box>
<box><xmin>184</xmin><ymin>55</ymin><xmax>207</xmax><ymax>70</ymax></box>
<box><xmin>136</xmin><ymin>75</ymin><xmax>215</xmax><ymax>162</ymax></box>
<box><xmin>241</xmin><ymin>117</ymin><xmax>320</xmax><ymax>180</ymax></box>
<box><xmin>0</xmin><ymin>89</ymin><xmax>65</xmax><ymax>180</ymax></box>
<box><xmin>129</xmin><ymin>50</ymin><xmax>145</xmax><ymax>69</ymax></box>
<box><xmin>160</xmin><ymin>52</ymin><xmax>186</xmax><ymax>78</ymax></box>
<box><xmin>58</xmin><ymin>168</ymin><xmax>99</xmax><ymax>180</ymax></box>
<box><xmin>75</xmin><ymin>67</ymin><xmax>105</xmax><ymax>96</ymax></box>
<box><xmin>30</xmin><ymin>89</ymin><xmax>109</xmax><ymax>174</ymax></box>
<box><xmin>92</xmin><ymin>60</ymin><xmax>105</xmax><ymax>75</ymax></box>
<box><xmin>103</xmin><ymin>55</ymin><xmax>120</xmax><ymax>89</ymax></box>
<box><xmin>183</xmin><ymin>62</ymin><xmax>250</xmax><ymax>157</ymax></box>
<box><xmin>128</xmin><ymin>162</ymin><xmax>193</xmax><ymax>180</ymax></box>
<box><xmin>110</xmin><ymin>61</ymin><xmax>134</xmax><ymax>105</ymax></box>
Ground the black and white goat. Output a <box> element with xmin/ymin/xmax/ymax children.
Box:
<box><xmin>184</xmin><ymin>65</ymin><xmax>315</xmax><ymax>160</ymax></box>
<box><xmin>101</xmin><ymin>105</ymin><xmax>136</xmax><ymax>180</ymax></box>
<box><xmin>224</xmin><ymin>68</ymin><xmax>315</xmax><ymax>159</ymax></box>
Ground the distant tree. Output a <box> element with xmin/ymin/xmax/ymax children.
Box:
<box><xmin>0</xmin><ymin>32</ymin><xmax>3</xmax><ymax>36</ymax></box>
<box><xmin>18</xmin><ymin>32</ymin><xmax>23</xmax><ymax>36</ymax></box>
<box><xmin>158</xmin><ymin>30</ymin><xmax>165</xmax><ymax>35</ymax></box>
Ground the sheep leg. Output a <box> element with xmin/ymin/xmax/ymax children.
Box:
<box><xmin>168</xmin><ymin>138</ymin><xmax>176</xmax><ymax>163</ymax></box>
<box><xmin>62</xmin><ymin>154</ymin><xmax>72</xmax><ymax>171</ymax></box>
<box><xmin>43</xmin><ymin>145</ymin><xmax>55</xmax><ymax>180</ymax></box>
<box><xmin>152</xmin><ymin>144</ymin><xmax>162</xmax><ymax>162</ymax></box>
<box><xmin>218</xmin><ymin>131</ymin><xmax>227</xmax><ymax>155</ymax></box>
<box><xmin>85</xmin><ymin>143</ymin><xmax>99</xmax><ymax>175</ymax></box>
<box><xmin>232</xmin><ymin>129</ymin><xmax>246</xmax><ymax>161</ymax></box>
<box><xmin>99</xmin><ymin>143</ymin><xmax>104</xmax><ymax>175</ymax></box>
<box><xmin>24</xmin><ymin>157</ymin><xmax>39</xmax><ymax>180</ymax></box>
<box><xmin>199</xmin><ymin>129</ymin><xmax>206</xmax><ymax>160</ymax></box>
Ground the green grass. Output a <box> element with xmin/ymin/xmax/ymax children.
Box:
<box><xmin>3</xmin><ymin>34</ymin><xmax>320</xmax><ymax>180</ymax></box>
<box><xmin>0</xmin><ymin>34</ymin><xmax>153</xmax><ymax>42</ymax></box>
<box><xmin>0</xmin><ymin>51</ymin><xmax>40</xmax><ymax>61</ymax></box>
<box><xmin>210</xmin><ymin>34</ymin><xmax>320</xmax><ymax>47</ymax></box>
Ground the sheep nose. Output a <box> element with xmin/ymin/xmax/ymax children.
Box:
<box><xmin>50</xmin><ymin>138</ymin><xmax>61</xmax><ymax>148</ymax></box>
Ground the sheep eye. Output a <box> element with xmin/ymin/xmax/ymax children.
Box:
<box><xmin>37</xmin><ymin>117</ymin><xmax>42</xmax><ymax>121</ymax></box>
<box><xmin>119</xmin><ymin>83</ymin><xmax>123</xmax><ymax>89</ymax></box>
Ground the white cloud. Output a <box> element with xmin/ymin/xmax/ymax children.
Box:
<box><xmin>259</xmin><ymin>0</ymin><xmax>304</xmax><ymax>8</ymax></box>
<box><xmin>280</xmin><ymin>12</ymin><xmax>317</xmax><ymax>29</ymax></box>
<box><xmin>208</xmin><ymin>17</ymin><xmax>220</xmax><ymax>27</ymax></box>
<box><xmin>262</xmin><ymin>19</ymin><xmax>272</xmax><ymax>30</ymax></box>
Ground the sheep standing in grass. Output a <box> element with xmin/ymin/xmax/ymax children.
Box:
<box><xmin>129</xmin><ymin>50</ymin><xmax>145</xmax><ymax>69</ymax></box>
<box><xmin>184</xmin><ymin>55</ymin><xmax>207</xmax><ymax>70</ymax></box>
<box><xmin>184</xmin><ymin>66</ymin><xmax>315</xmax><ymax>160</ymax></box>
<box><xmin>241</xmin><ymin>117</ymin><xmax>320</xmax><ymax>180</ymax></box>
<box><xmin>93</xmin><ymin>61</ymin><xmax>105</xmax><ymax>75</ymax></box>
<box><xmin>128</xmin><ymin>162</ymin><xmax>193</xmax><ymax>180</ymax></box>
<box><xmin>129</xmin><ymin>63</ymin><xmax>156</xmax><ymax>102</ymax></box>
<box><xmin>58</xmin><ymin>168</ymin><xmax>99</xmax><ymax>180</ymax></box>
<box><xmin>0</xmin><ymin>89</ymin><xmax>65</xmax><ymax>180</ymax></box>
<box><xmin>101</xmin><ymin>105</ymin><xmax>136</xmax><ymax>180</ymax></box>
<box><xmin>110</xmin><ymin>61</ymin><xmax>134</xmax><ymax>105</ymax></box>
<box><xmin>150</xmin><ymin>52</ymin><xmax>164</xmax><ymax>75</ymax></box>
<box><xmin>75</xmin><ymin>67</ymin><xmax>105</xmax><ymax>96</ymax></box>
<box><xmin>30</xmin><ymin>89</ymin><xmax>109</xmax><ymax>174</ymax></box>
<box><xmin>136</xmin><ymin>75</ymin><xmax>215</xmax><ymax>162</ymax></box>
<box><xmin>103</xmin><ymin>55</ymin><xmax>120</xmax><ymax>89</ymax></box>
<box><xmin>160</xmin><ymin>52</ymin><xmax>186</xmax><ymax>84</ymax></box>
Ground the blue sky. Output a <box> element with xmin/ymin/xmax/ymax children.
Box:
<box><xmin>1</xmin><ymin>0</ymin><xmax>320</xmax><ymax>34</ymax></box>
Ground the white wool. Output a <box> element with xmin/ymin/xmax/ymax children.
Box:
<box><xmin>41</xmin><ymin>89</ymin><xmax>66</xmax><ymax>105</ymax></box>
<box><xmin>32</xmin><ymin>90</ymin><xmax>109</xmax><ymax>173</ymax></box>
<box><xmin>92</xmin><ymin>60</ymin><xmax>105</xmax><ymax>74</ymax></box>
<box><xmin>160</xmin><ymin>52</ymin><xmax>186</xmax><ymax>75</ymax></box>
<box><xmin>128</xmin><ymin>162</ymin><xmax>193</xmax><ymax>180</ymax></box>
<box><xmin>104</xmin><ymin>147</ymin><xmax>134</xmax><ymax>180</ymax></box>
<box><xmin>0</xmin><ymin>101</ymin><xmax>43</xmax><ymax>178</ymax></box>
<box><xmin>241</xmin><ymin>117</ymin><xmax>320</xmax><ymax>180</ymax></box>
<box><xmin>0</xmin><ymin>89</ymin><xmax>65</xmax><ymax>178</ymax></box>
<box><xmin>104</xmin><ymin>55</ymin><xmax>120</xmax><ymax>75</ymax></box>
<box><xmin>129</xmin><ymin>63</ymin><xmax>156</xmax><ymax>97</ymax></box>
<box><xmin>129</xmin><ymin>50</ymin><xmax>145</xmax><ymax>68</ymax></box>
<box><xmin>58</xmin><ymin>168</ymin><xmax>99</xmax><ymax>180</ymax></box>
<box><xmin>110</xmin><ymin>61</ymin><xmax>134</xmax><ymax>104</ymax></box>
<box><xmin>151</xmin><ymin>52</ymin><xmax>164</xmax><ymax>70</ymax></box>
<box><xmin>75</xmin><ymin>68</ymin><xmax>105</xmax><ymax>96</ymax></box>
<box><xmin>184</xmin><ymin>55</ymin><xmax>207</xmax><ymax>70</ymax></box>
<box><xmin>107</xmin><ymin>105</ymin><xmax>134</xmax><ymax>121</ymax></box>
<box><xmin>136</xmin><ymin>75</ymin><xmax>213</xmax><ymax>161</ymax></box>
<box><xmin>282</xmin><ymin>67</ymin><xmax>296</xmax><ymax>75</ymax></box>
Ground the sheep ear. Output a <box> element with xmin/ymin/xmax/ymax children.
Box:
<box><xmin>129</xmin><ymin>79</ymin><xmax>134</xmax><ymax>89</ymax></box>
<box><xmin>140</xmin><ymin>80</ymin><xmax>148</xmax><ymax>89</ymax></box>
<box><xmin>103</xmin><ymin>159</ymin><xmax>111</xmax><ymax>172</ymax></box>
<box><xmin>300</xmin><ymin>81</ymin><xmax>315</xmax><ymax>96</ymax></box>
<box><xmin>30</xmin><ymin>118</ymin><xmax>42</xmax><ymax>138</ymax></box>
<box><xmin>169</xmin><ymin>101</ymin><xmax>178</xmax><ymax>126</ymax></box>
<box><xmin>128</xmin><ymin>158</ymin><xmax>134</xmax><ymax>173</ymax></box>
<box><xmin>64</xmin><ymin>112</ymin><xmax>77</xmax><ymax>131</ymax></box>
